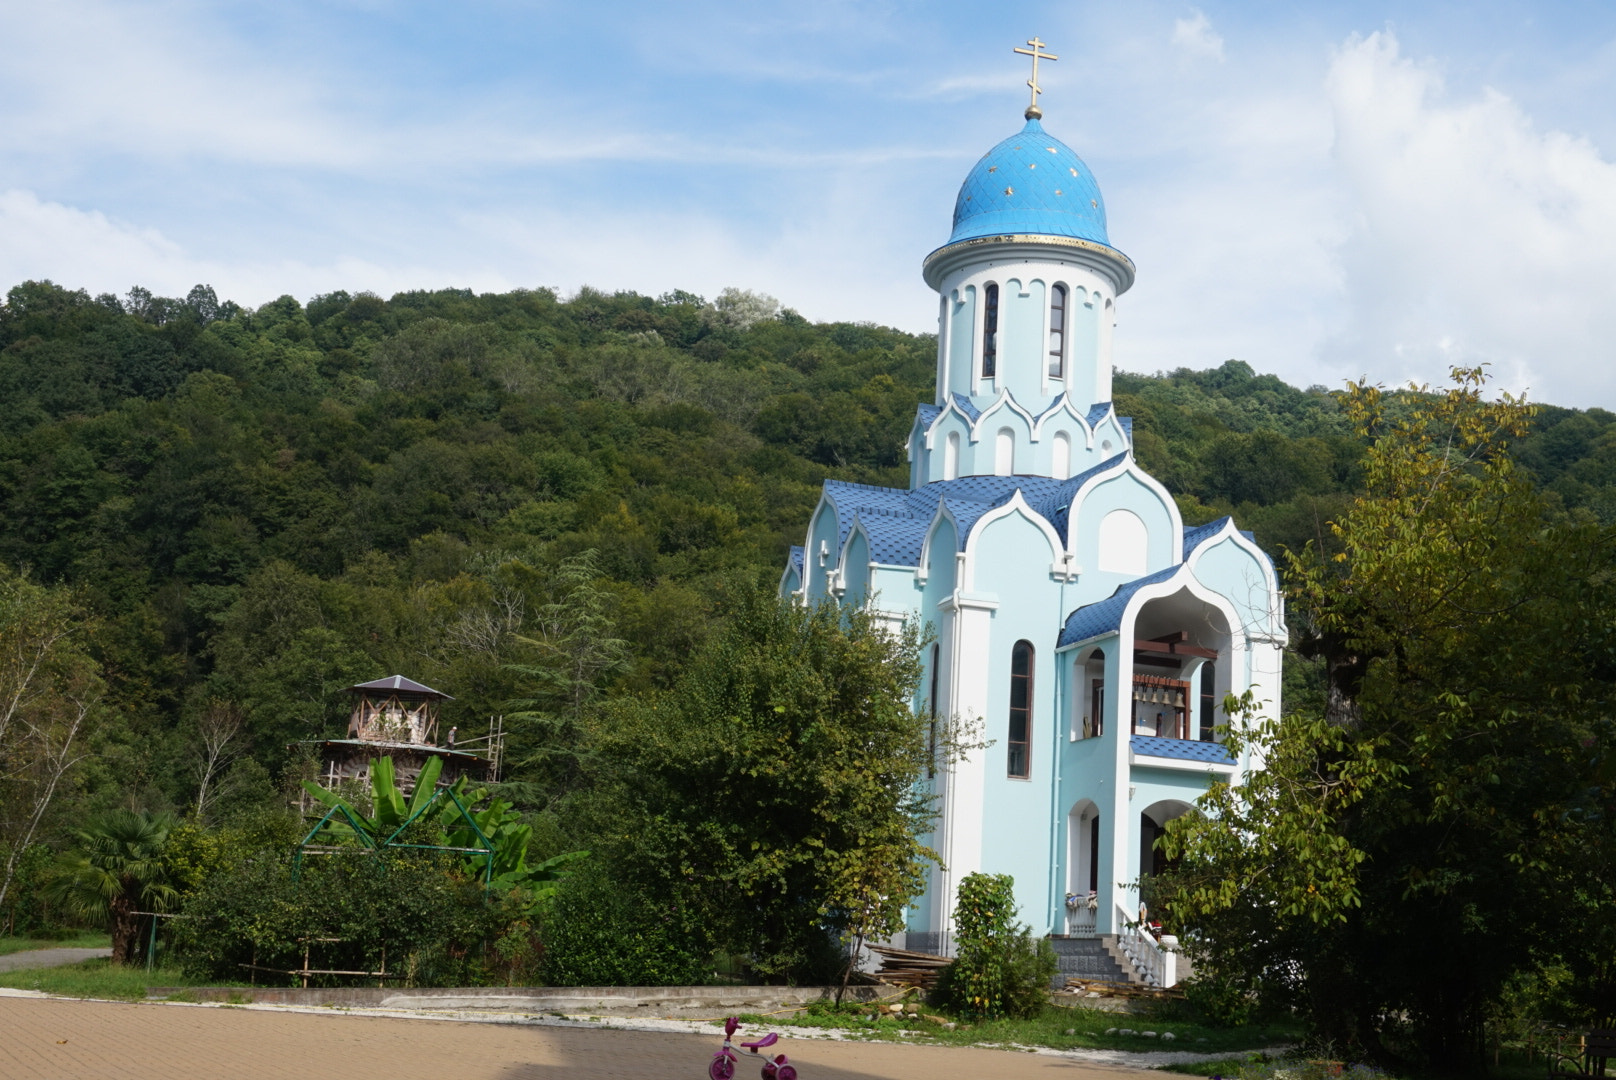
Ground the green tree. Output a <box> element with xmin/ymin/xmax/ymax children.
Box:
<box><xmin>937</xmin><ymin>872</ymin><xmax>1056</xmax><ymax>1020</ymax></box>
<box><xmin>50</xmin><ymin>810</ymin><xmax>178</xmax><ymax>964</ymax></box>
<box><xmin>1159</xmin><ymin>368</ymin><xmax>1616</xmax><ymax>1071</ymax></box>
<box><xmin>587</xmin><ymin>590</ymin><xmax>933</xmax><ymax>981</ymax></box>
<box><xmin>0</xmin><ymin>566</ymin><xmax>104</xmax><ymax>915</ymax></box>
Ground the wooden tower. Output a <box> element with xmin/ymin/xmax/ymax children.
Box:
<box><xmin>301</xmin><ymin>675</ymin><xmax>495</xmax><ymax>799</ymax></box>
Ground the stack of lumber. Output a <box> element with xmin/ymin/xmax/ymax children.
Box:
<box><xmin>1063</xmin><ymin>977</ymin><xmax>1186</xmax><ymax>1000</ymax></box>
<box><xmin>867</xmin><ymin>944</ymin><xmax>950</xmax><ymax>990</ymax></box>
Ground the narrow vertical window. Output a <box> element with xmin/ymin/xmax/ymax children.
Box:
<box><xmin>944</xmin><ymin>431</ymin><xmax>960</xmax><ymax>480</ymax></box>
<box><xmin>995</xmin><ymin>428</ymin><xmax>1014</xmax><ymax>476</ymax></box>
<box><xmin>1048</xmin><ymin>284</ymin><xmax>1067</xmax><ymax>378</ymax></box>
<box><xmin>1008</xmin><ymin>640</ymin><xmax>1033</xmax><ymax>778</ymax></box>
<box><xmin>1199</xmin><ymin>661</ymin><xmax>1216</xmax><ymax>742</ymax></box>
<box><xmin>1088</xmin><ymin>814</ymin><xmax>1101</xmax><ymax>891</ymax></box>
<box><xmin>1052</xmin><ymin>431</ymin><xmax>1071</xmax><ymax>479</ymax></box>
<box><xmin>1088</xmin><ymin>647</ymin><xmax>1105</xmax><ymax>738</ymax></box>
<box><xmin>928</xmin><ymin>644</ymin><xmax>941</xmax><ymax>778</ymax></box>
<box><xmin>981</xmin><ymin>283</ymin><xmax>999</xmax><ymax>379</ymax></box>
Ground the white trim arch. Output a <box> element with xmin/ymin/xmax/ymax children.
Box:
<box><xmin>1183</xmin><ymin>518</ymin><xmax>1287</xmax><ymax>639</ymax></box>
<box><xmin>1031</xmin><ymin>393</ymin><xmax>1097</xmax><ymax>446</ymax></box>
<box><xmin>837</xmin><ymin>520</ymin><xmax>876</xmax><ymax>603</ymax></box>
<box><xmin>970</xmin><ymin>388</ymin><xmax>1040</xmax><ymax>444</ymax></box>
<box><xmin>916</xmin><ymin>502</ymin><xmax>967</xmax><ymax>589</ymax></box>
<box><xmin>1062</xmin><ymin>456</ymin><xmax>1186</xmax><ymax>566</ymax></box>
<box><xmin>958</xmin><ymin>490</ymin><xmax>1074</xmax><ymax>585</ymax></box>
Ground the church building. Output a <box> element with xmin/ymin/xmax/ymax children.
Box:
<box><xmin>779</xmin><ymin>41</ymin><xmax>1285</xmax><ymax>985</ymax></box>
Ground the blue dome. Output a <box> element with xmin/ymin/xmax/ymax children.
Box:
<box><xmin>947</xmin><ymin>118</ymin><xmax>1108</xmax><ymax>247</ymax></box>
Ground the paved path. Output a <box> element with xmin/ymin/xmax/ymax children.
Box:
<box><xmin>0</xmin><ymin>948</ymin><xmax>109</xmax><ymax>973</ymax></box>
<box><xmin>0</xmin><ymin>994</ymin><xmax>1153</xmax><ymax>1080</ymax></box>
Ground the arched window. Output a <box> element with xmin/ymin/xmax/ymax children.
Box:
<box><xmin>928</xmin><ymin>644</ymin><xmax>941</xmax><ymax>778</ymax></box>
<box><xmin>943</xmin><ymin>431</ymin><xmax>960</xmax><ymax>480</ymax></box>
<box><xmin>1097</xmin><ymin>509</ymin><xmax>1148</xmax><ymax>575</ymax></box>
<box><xmin>981</xmin><ymin>283</ymin><xmax>999</xmax><ymax>379</ymax></box>
<box><xmin>1008</xmin><ymin>640</ymin><xmax>1033</xmax><ymax>778</ymax></box>
<box><xmin>1048</xmin><ymin>284</ymin><xmax>1067</xmax><ymax>379</ymax></box>
<box><xmin>1052</xmin><ymin>430</ymin><xmax>1071</xmax><ymax>479</ymax></box>
<box><xmin>1085</xmin><ymin>647</ymin><xmax>1105</xmax><ymax>739</ymax></box>
<box><xmin>1198</xmin><ymin>661</ymin><xmax>1216</xmax><ymax>742</ymax></box>
<box><xmin>995</xmin><ymin>428</ymin><xmax>1015</xmax><ymax>476</ymax></box>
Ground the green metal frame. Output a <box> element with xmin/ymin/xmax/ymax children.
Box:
<box><xmin>293</xmin><ymin>786</ymin><xmax>497</xmax><ymax>888</ymax></box>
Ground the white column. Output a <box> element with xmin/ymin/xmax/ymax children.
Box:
<box><xmin>1106</xmin><ymin>643</ymin><xmax>1134</xmax><ymax>934</ymax></box>
<box><xmin>935</xmin><ymin>592</ymin><xmax>997</xmax><ymax>951</ymax></box>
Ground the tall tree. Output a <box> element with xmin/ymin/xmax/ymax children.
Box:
<box><xmin>1160</xmin><ymin>368</ymin><xmax>1616</xmax><ymax>1072</ymax></box>
<box><xmin>0</xmin><ymin>566</ymin><xmax>103</xmax><ymax>914</ymax></box>
<box><xmin>587</xmin><ymin>590</ymin><xmax>933</xmax><ymax>981</ymax></box>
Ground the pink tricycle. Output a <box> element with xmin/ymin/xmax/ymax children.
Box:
<box><xmin>709</xmin><ymin>1017</ymin><xmax>797</xmax><ymax>1080</ymax></box>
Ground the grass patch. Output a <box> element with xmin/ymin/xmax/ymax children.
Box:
<box><xmin>724</xmin><ymin>996</ymin><xmax>1300</xmax><ymax>1055</ymax></box>
<box><xmin>0</xmin><ymin>931</ymin><xmax>110</xmax><ymax>957</ymax></box>
<box><xmin>0</xmin><ymin>958</ymin><xmax>214</xmax><ymax>1000</ymax></box>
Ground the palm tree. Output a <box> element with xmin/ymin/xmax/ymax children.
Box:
<box><xmin>50</xmin><ymin>810</ymin><xmax>178</xmax><ymax>965</ymax></box>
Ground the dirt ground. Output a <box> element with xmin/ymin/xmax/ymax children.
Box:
<box><xmin>0</xmin><ymin>993</ymin><xmax>1155</xmax><ymax>1080</ymax></box>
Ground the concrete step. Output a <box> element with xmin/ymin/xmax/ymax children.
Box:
<box><xmin>1047</xmin><ymin>937</ymin><xmax>1127</xmax><ymax>986</ymax></box>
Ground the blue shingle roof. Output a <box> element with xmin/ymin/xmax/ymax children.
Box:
<box><xmin>854</xmin><ymin>510</ymin><xmax>933</xmax><ymax>566</ymax></box>
<box><xmin>1130</xmin><ymin>735</ymin><xmax>1235</xmax><ymax>766</ymax></box>
<box><xmin>823</xmin><ymin>452</ymin><xmax>1147</xmax><ymax>573</ymax></box>
<box><xmin>788</xmin><ymin>545</ymin><xmax>804</xmax><ymax>576</ymax></box>
<box><xmin>950</xmin><ymin>393</ymin><xmax>982</xmax><ymax>422</ymax></box>
<box><xmin>1057</xmin><ymin>564</ymin><xmax>1181</xmax><ymax>647</ymax></box>
<box><xmin>1027</xmin><ymin>453</ymin><xmax>1129</xmax><ymax>543</ymax></box>
<box><xmin>1180</xmin><ymin>517</ymin><xmax>1232</xmax><ymax>560</ymax></box>
<box><xmin>947</xmin><ymin>118</ymin><xmax>1110</xmax><ymax>247</ymax></box>
<box><xmin>916</xmin><ymin>404</ymin><xmax>941</xmax><ymax>430</ymax></box>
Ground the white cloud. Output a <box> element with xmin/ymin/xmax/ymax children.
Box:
<box><xmin>1171</xmin><ymin>11</ymin><xmax>1225</xmax><ymax>62</ymax></box>
<box><xmin>1321</xmin><ymin>32</ymin><xmax>1616</xmax><ymax>404</ymax></box>
<box><xmin>0</xmin><ymin>189</ymin><xmax>509</xmax><ymax>307</ymax></box>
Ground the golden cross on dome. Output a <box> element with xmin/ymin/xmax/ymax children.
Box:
<box><xmin>1013</xmin><ymin>37</ymin><xmax>1058</xmax><ymax>119</ymax></box>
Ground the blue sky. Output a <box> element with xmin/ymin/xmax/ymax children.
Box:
<box><xmin>4</xmin><ymin>1</ymin><xmax>1616</xmax><ymax>405</ymax></box>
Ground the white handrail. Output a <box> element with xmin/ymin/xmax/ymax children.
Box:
<box><xmin>1113</xmin><ymin>903</ymin><xmax>1177</xmax><ymax>987</ymax></box>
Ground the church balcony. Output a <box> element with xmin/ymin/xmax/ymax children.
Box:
<box><xmin>1129</xmin><ymin>632</ymin><xmax>1220</xmax><ymax>742</ymax></box>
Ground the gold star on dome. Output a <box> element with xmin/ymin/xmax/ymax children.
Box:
<box><xmin>1005</xmin><ymin>186</ymin><xmax>1015</xmax><ymax>195</ymax></box>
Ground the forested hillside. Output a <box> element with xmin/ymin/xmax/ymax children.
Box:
<box><xmin>2</xmin><ymin>278</ymin><xmax>1612</xmax><ymax>820</ymax></box>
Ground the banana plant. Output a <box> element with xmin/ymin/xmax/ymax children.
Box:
<box><xmin>299</xmin><ymin>756</ymin><xmax>586</xmax><ymax>903</ymax></box>
<box><xmin>301</xmin><ymin>755</ymin><xmax>449</xmax><ymax>848</ymax></box>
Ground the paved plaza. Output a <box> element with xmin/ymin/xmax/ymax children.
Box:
<box><xmin>0</xmin><ymin>994</ymin><xmax>1155</xmax><ymax>1080</ymax></box>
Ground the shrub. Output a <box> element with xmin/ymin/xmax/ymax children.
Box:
<box><xmin>936</xmin><ymin>872</ymin><xmax>1056</xmax><ymax>1020</ymax></box>
<box><xmin>1183</xmin><ymin>967</ymin><xmax>1255</xmax><ymax>1027</ymax></box>
<box><xmin>176</xmin><ymin>850</ymin><xmax>499</xmax><ymax>987</ymax></box>
<box><xmin>538</xmin><ymin>860</ymin><xmax>712</xmax><ymax>986</ymax></box>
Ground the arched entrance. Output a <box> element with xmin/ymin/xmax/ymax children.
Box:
<box><xmin>1066</xmin><ymin>799</ymin><xmax>1101</xmax><ymax>936</ymax></box>
<box><xmin>1138</xmin><ymin>799</ymin><xmax>1193</xmax><ymax>881</ymax></box>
